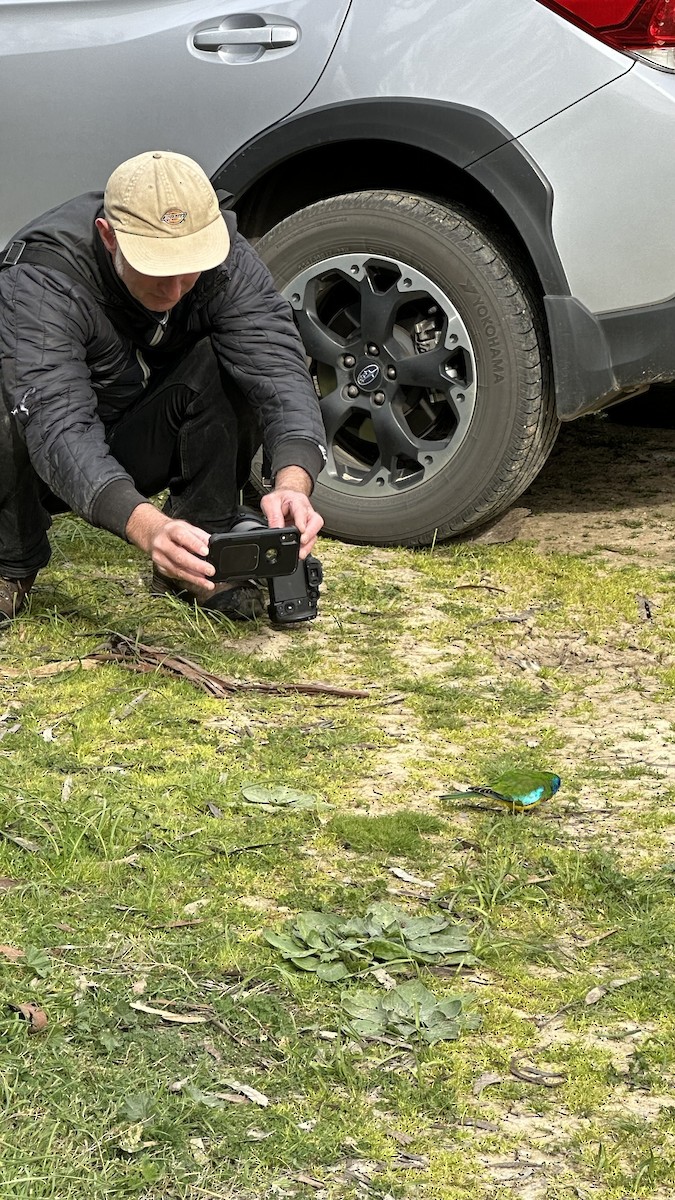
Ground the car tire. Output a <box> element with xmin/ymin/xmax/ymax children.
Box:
<box><xmin>255</xmin><ymin>190</ymin><xmax>558</xmax><ymax>545</ymax></box>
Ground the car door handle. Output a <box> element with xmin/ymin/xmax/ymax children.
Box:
<box><xmin>193</xmin><ymin>24</ymin><xmax>298</xmax><ymax>52</ymax></box>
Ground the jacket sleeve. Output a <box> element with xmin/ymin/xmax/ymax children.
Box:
<box><xmin>206</xmin><ymin>234</ymin><xmax>327</xmax><ymax>488</ymax></box>
<box><xmin>0</xmin><ymin>266</ymin><xmax>147</xmax><ymax>537</ymax></box>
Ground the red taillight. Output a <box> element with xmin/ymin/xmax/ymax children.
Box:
<box><xmin>537</xmin><ymin>0</ymin><xmax>675</xmax><ymax>51</ymax></box>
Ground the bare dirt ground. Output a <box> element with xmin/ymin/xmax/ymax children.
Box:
<box><xmin>520</xmin><ymin>407</ymin><xmax>675</xmax><ymax>564</ymax></box>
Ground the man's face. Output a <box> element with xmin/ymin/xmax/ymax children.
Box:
<box><xmin>112</xmin><ymin>243</ymin><xmax>200</xmax><ymax>312</ymax></box>
<box><xmin>95</xmin><ymin>218</ymin><xmax>200</xmax><ymax>312</ymax></box>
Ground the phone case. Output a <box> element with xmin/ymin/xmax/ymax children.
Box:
<box><xmin>207</xmin><ymin>526</ymin><xmax>300</xmax><ymax>580</ymax></box>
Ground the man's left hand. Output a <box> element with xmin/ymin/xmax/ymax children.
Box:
<box><xmin>261</xmin><ymin>466</ymin><xmax>324</xmax><ymax>558</ymax></box>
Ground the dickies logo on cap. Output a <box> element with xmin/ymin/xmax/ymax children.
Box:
<box><xmin>161</xmin><ymin>208</ymin><xmax>188</xmax><ymax>226</ymax></box>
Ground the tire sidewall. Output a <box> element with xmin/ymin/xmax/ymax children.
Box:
<box><xmin>257</xmin><ymin>194</ymin><xmax>544</xmax><ymax>543</ymax></box>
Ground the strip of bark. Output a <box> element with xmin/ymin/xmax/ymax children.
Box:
<box><xmin>0</xmin><ymin>635</ymin><xmax>372</xmax><ymax>698</ymax></box>
<box><xmin>89</xmin><ymin>634</ymin><xmax>372</xmax><ymax>698</ymax></box>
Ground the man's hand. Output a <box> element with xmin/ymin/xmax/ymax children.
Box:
<box><xmin>125</xmin><ymin>503</ymin><xmax>216</xmax><ymax>591</ymax></box>
<box><xmin>261</xmin><ymin>466</ymin><xmax>324</xmax><ymax>558</ymax></box>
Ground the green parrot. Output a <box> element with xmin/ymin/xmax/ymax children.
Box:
<box><xmin>441</xmin><ymin>769</ymin><xmax>561</xmax><ymax>812</ymax></box>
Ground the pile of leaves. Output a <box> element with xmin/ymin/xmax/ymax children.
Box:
<box><xmin>342</xmin><ymin>980</ymin><xmax>479</xmax><ymax>1044</ymax></box>
<box><xmin>264</xmin><ymin>902</ymin><xmax>473</xmax><ymax>982</ymax></box>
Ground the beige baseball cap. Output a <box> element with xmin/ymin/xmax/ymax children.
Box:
<box><xmin>104</xmin><ymin>150</ymin><xmax>230</xmax><ymax>276</ymax></box>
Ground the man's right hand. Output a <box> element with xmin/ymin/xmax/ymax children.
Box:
<box><xmin>125</xmin><ymin>502</ymin><xmax>216</xmax><ymax>591</ymax></box>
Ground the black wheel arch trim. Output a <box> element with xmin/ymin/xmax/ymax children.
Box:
<box><xmin>213</xmin><ymin>97</ymin><xmax>569</xmax><ymax>297</ymax></box>
<box><xmin>213</xmin><ymin>98</ymin><xmax>675</xmax><ymax>421</ymax></box>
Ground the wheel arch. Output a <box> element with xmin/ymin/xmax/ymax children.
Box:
<box><xmin>212</xmin><ymin>98</ymin><xmax>570</xmax><ymax>301</ymax></box>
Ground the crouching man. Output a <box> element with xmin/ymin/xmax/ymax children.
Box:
<box><xmin>0</xmin><ymin>151</ymin><xmax>326</xmax><ymax>623</ymax></box>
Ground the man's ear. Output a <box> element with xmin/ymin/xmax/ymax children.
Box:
<box><xmin>95</xmin><ymin>217</ymin><xmax>116</xmax><ymax>256</ymax></box>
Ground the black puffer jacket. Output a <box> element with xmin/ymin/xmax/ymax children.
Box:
<box><xmin>0</xmin><ymin>193</ymin><xmax>326</xmax><ymax>538</ymax></box>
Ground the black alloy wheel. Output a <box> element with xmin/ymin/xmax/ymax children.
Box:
<box><xmin>256</xmin><ymin>191</ymin><xmax>559</xmax><ymax>546</ymax></box>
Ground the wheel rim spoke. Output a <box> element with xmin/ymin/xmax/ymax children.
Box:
<box><xmin>295</xmin><ymin>308</ymin><xmax>346</xmax><ymax>367</ymax></box>
<box><xmin>320</xmin><ymin>387</ymin><xmax>361</xmax><ymax>443</ymax></box>
<box><xmin>395</xmin><ymin>344</ymin><xmax>451</xmax><ymax>388</ymax></box>
<box><xmin>371</xmin><ymin>403</ymin><xmax>424</xmax><ymax>474</ymax></box>
<box><xmin>358</xmin><ymin>274</ymin><xmax>402</xmax><ymax>347</ymax></box>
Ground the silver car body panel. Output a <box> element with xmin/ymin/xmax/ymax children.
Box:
<box><xmin>292</xmin><ymin>0</ymin><xmax>675</xmax><ymax>315</ymax></box>
<box><xmin>0</xmin><ymin>0</ymin><xmax>351</xmax><ymax>243</ymax></box>
<box><xmin>520</xmin><ymin>62</ymin><xmax>675</xmax><ymax>312</ymax></box>
<box><xmin>300</xmin><ymin>0</ymin><xmax>631</xmax><ymax>139</ymax></box>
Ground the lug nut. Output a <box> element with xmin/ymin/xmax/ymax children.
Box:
<box><xmin>366</xmin><ymin>343</ymin><xmax>380</xmax><ymax>356</ymax></box>
<box><xmin>343</xmin><ymin>354</ymin><xmax>356</xmax><ymax>368</ymax></box>
<box><xmin>373</xmin><ymin>391</ymin><xmax>386</xmax><ymax>405</ymax></box>
<box><xmin>386</xmin><ymin>366</ymin><xmax>397</xmax><ymax>380</ymax></box>
<box><xmin>347</xmin><ymin>384</ymin><xmax>360</xmax><ymax>398</ymax></box>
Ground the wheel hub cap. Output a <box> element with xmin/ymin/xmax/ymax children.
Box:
<box><xmin>354</xmin><ymin>359</ymin><xmax>382</xmax><ymax>391</ymax></box>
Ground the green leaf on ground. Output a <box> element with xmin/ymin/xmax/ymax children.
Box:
<box><xmin>241</xmin><ymin>783</ymin><xmax>331</xmax><ymax>811</ymax></box>
<box><xmin>342</xmin><ymin>979</ymin><xmax>479</xmax><ymax>1044</ymax></box>
<box><xmin>264</xmin><ymin>902</ymin><xmax>473</xmax><ymax>977</ymax></box>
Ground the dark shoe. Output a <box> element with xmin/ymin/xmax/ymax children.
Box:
<box><xmin>0</xmin><ymin>574</ymin><xmax>37</xmax><ymax>623</ymax></box>
<box><xmin>151</xmin><ymin>570</ymin><xmax>265</xmax><ymax>621</ymax></box>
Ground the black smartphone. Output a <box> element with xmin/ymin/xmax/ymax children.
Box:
<box><xmin>207</xmin><ymin>525</ymin><xmax>300</xmax><ymax>581</ymax></box>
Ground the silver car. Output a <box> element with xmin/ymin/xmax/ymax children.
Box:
<box><xmin>3</xmin><ymin>0</ymin><xmax>675</xmax><ymax>544</ymax></box>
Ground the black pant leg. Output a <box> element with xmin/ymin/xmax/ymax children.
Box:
<box><xmin>0</xmin><ymin>339</ymin><xmax>260</xmax><ymax>577</ymax></box>
<box><xmin>0</xmin><ymin>388</ymin><xmax>52</xmax><ymax>577</ymax></box>
<box><xmin>106</xmin><ymin>340</ymin><xmax>260</xmax><ymax>533</ymax></box>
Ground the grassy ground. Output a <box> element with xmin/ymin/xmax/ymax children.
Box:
<box><xmin>1</xmin><ymin>427</ymin><xmax>675</xmax><ymax>1198</ymax></box>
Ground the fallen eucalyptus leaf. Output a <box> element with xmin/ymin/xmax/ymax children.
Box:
<box><xmin>473</xmin><ymin>1071</ymin><xmax>503</xmax><ymax>1097</ymax></box>
<box><xmin>0</xmin><ymin>945</ymin><xmax>24</xmax><ymax>962</ymax></box>
<box><xmin>129</xmin><ymin>1002</ymin><xmax>208</xmax><ymax>1025</ymax></box>
<box><xmin>189</xmin><ymin>1136</ymin><xmax>209</xmax><ymax>1166</ymax></box>
<box><xmin>509</xmin><ymin>1053</ymin><xmax>566</xmax><ymax>1087</ymax></box>
<box><xmin>584</xmin><ymin>985</ymin><xmax>607</xmax><ymax>1006</ymax></box>
<box><xmin>221</xmin><ymin>1079</ymin><xmax>270</xmax><ymax>1107</ymax></box>
<box><xmin>387</xmin><ymin>1130</ymin><xmax>414</xmax><ymax>1146</ymax></box>
<box><xmin>372</xmin><ymin>967</ymin><xmax>397</xmax><ymax>990</ymax></box>
<box><xmin>168</xmin><ymin>1077</ymin><xmax>190</xmax><ymax>1093</ymax></box>
<box><xmin>203</xmin><ymin>1037</ymin><xmax>222</xmax><ymax>1062</ymax></box>
<box><xmin>8</xmin><ymin>1000</ymin><xmax>48</xmax><ymax>1032</ymax></box>
<box><xmin>291</xmin><ymin>1172</ymin><xmax>324</xmax><ymax>1189</ymax></box>
<box><xmin>391</xmin><ymin>1152</ymin><xmax>429</xmax><ymax>1170</ymax></box>
<box><xmin>609</xmin><ymin>975</ymin><xmax>640</xmax><ymax>989</ymax></box>
<box><xmin>388</xmin><ymin>867</ymin><xmax>436</xmax><ymax>888</ymax></box>
<box><xmin>0</xmin><ymin>830</ymin><xmax>41</xmax><ymax>854</ymax></box>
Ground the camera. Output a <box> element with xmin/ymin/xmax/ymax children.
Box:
<box><xmin>207</xmin><ymin>511</ymin><xmax>323</xmax><ymax>625</ymax></box>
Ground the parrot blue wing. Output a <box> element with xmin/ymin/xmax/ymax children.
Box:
<box><xmin>440</xmin><ymin>773</ymin><xmax>561</xmax><ymax>812</ymax></box>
